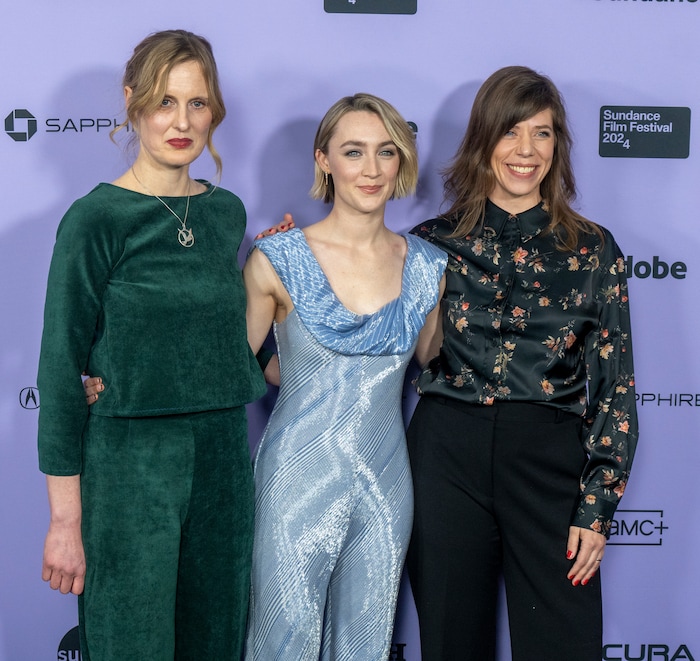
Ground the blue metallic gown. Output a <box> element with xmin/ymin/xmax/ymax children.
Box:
<box><xmin>245</xmin><ymin>229</ymin><xmax>446</xmax><ymax>661</ymax></box>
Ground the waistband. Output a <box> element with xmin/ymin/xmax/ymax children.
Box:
<box><xmin>423</xmin><ymin>396</ymin><xmax>581</xmax><ymax>423</ymax></box>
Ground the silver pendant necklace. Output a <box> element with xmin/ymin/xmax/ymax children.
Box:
<box><xmin>131</xmin><ymin>167</ymin><xmax>194</xmax><ymax>248</ymax></box>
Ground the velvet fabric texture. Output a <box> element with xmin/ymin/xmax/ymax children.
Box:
<box><xmin>37</xmin><ymin>181</ymin><xmax>265</xmax><ymax>658</ymax></box>
<box><xmin>37</xmin><ymin>182</ymin><xmax>265</xmax><ymax>475</ymax></box>
<box><xmin>78</xmin><ymin>408</ymin><xmax>254</xmax><ymax>660</ymax></box>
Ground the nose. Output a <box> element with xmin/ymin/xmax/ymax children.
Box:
<box><xmin>363</xmin><ymin>155</ymin><xmax>381</xmax><ymax>178</ymax></box>
<box><xmin>517</xmin><ymin>134</ymin><xmax>533</xmax><ymax>156</ymax></box>
<box><xmin>173</xmin><ymin>105</ymin><xmax>190</xmax><ymax>131</ymax></box>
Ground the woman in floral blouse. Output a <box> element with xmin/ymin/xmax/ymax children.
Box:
<box><xmin>406</xmin><ymin>66</ymin><xmax>638</xmax><ymax>661</ymax></box>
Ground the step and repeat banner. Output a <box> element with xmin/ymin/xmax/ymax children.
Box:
<box><xmin>2</xmin><ymin>1</ymin><xmax>698</xmax><ymax>659</ymax></box>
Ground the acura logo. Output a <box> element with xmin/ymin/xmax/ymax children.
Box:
<box><xmin>19</xmin><ymin>387</ymin><xmax>39</xmax><ymax>409</ymax></box>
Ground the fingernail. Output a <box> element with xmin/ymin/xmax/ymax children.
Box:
<box><xmin>582</xmin><ymin>579</ymin><xmax>588</xmax><ymax>586</ymax></box>
<box><xmin>572</xmin><ymin>579</ymin><xmax>580</xmax><ymax>587</ymax></box>
<box><xmin>566</xmin><ymin>551</ymin><xmax>573</xmax><ymax>559</ymax></box>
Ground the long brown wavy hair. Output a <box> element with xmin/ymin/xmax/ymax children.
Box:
<box><xmin>442</xmin><ymin>66</ymin><xmax>602</xmax><ymax>250</ymax></box>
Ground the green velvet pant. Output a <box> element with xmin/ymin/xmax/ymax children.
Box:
<box><xmin>78</xmin><ymin>407</ymin><xmax>254</xmax><ymax>660</ymax></box>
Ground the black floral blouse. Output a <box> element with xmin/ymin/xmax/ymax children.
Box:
<box><xmin>410</xmin><ymin>200</ymin><xmax>638</xmax><ymax>537</ymax></box>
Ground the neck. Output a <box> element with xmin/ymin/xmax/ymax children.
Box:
<box><xmin>319</xmin><ymin>208</ymin><xmax>389</xmax><ymax>248</ymax></box>
<box><xmin>131</xmin><ymin>160</ymin><xmax>192</xmax><ymax>197</ymax></box>
<box><xmin>487</xmin><ymin>193</ymin><xmax>542</xmax><ymax>216</ymax></box>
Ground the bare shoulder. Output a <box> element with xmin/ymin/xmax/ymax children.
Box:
<box><xmin>244</xmin><ymin>247</ymin><xmax>291</xmax><ymax>306</ymax></box>
<box><xmin>387</xmin><ymin>229</ymin><xmax>408</xmax><ymax>255</ymax></box>
<box><xmin>244</xmin><ymin>245</ymin><xmax>275</xmax><ymax>278</ymax></box>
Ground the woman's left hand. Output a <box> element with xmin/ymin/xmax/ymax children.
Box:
<box><xmin>83</xmin><ymin>375</ymin><xmax>103</xmax><ymax>405</ymax></box>
<box><xmin>566</xmin><ymin>526</ymin><xmax>606</xmax><ymax>586</ymax></box>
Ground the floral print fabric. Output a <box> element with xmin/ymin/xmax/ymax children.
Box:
<box><xmin>410</xmin><ymin>201</ymin><xmax>638</xmax><ymax>536</ymax></box>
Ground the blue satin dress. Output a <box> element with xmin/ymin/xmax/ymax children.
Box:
<box><xmin>245</xmin><ymin>228</ymin><xmax>446</xmax><ymax>661</ymax></box>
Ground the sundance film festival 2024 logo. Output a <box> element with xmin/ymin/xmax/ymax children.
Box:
<box><xmin>325</xmin><ymin>0</ymin><xmax>416</xmax><ymax>14</ymax></box>
<box><xmin>57</xmin><ymin>626</ymin><xmax>81</xmax><ymax>660</ymax></box>
<box><xmin>599</xmin><ymin>106</ymin><xmax>690</xmax><ymax>158</ymax></box>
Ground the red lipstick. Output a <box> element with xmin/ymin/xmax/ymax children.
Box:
<box><xmin>167</xmin><ymin>138</ymin><xmax>192</xmax><ymax>149</ymax></box>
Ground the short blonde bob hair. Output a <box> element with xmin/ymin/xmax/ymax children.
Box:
<box><xmin>310</xmin><ymin>93</ymin><xmax>418</xmax><ymax>203</ymax></box>
<box><xmin>112</xmin><ymin>29</ymin><xmax>226</xmax><ymax>177</ymax></box>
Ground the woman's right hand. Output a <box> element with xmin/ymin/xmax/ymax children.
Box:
<box><xmin>43</xmin><ymin>519</ymin><xmax>86</xmax><ymax>595</ymax></box>
<box><xmin>84</xmin><ymin>376</ymin><xmax>103</xmax><ymax>405</ymax></box>
<box><xmin>43</xmin><ymin>475</ymin><xmax>86</xmax><ymax>595</ymax></box>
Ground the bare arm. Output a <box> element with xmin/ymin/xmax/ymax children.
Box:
<box><xmin>243</xmin><ymin>247</ymin><xmax>287</xmax><ymax>355</ymax></box>
<box><xmin>42</xmin><ymin>474</ymin><xmax>86</xmax><ymax>595</ymax></box>
<box><xmin>414</xmin><ymin>274</ymin><xmax>446</xmax><ymax>368</ymax></box>
<box><xmin>262</xmin><ymin>355</ymin><xmax>281</xmax><ymax>387</ymax></box>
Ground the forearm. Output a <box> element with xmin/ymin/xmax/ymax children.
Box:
<box><xmin>46</xmin><ymin>474</ymin><xmax>82</xmax><ymax>526</ymax></box>
<box><xmin>43</xmin><ymin>473</ymin><xmax>86</xmax><ymax>595</ymax></box>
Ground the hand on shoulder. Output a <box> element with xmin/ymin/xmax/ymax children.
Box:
<box><xmin>255</xmin><ymin>213</ymin><xmax>295</xmax><ymax>239</ymax></box>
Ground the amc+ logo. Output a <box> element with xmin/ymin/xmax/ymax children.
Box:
<box><xmin>5</xmin><ymin>109</ymin><xmax>37</xmax><ymax>142</ymax></box>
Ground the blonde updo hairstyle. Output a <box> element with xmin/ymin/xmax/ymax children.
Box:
<box><xmin>112</xmin><ymin>29</ymin><xmax>226</xmax><ymax>177</ymax></box>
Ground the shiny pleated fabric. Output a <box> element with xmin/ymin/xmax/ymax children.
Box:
<box><xmin>245</xmin><ymin>229</ymin><xmax>446</xmax><ymax>661</ymax></box>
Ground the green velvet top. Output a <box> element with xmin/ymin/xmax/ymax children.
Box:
<box><xmin>37</xmin><ymin>182</ymin><xmax>266</xmax><ymax>476</ymax></box>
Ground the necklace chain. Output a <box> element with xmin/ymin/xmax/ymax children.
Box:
<box><xmin>131</xmin><ymin>167</ymin><xmax>194</xmax><ymax>248</ymax></box>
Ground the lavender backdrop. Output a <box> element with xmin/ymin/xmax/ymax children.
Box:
<box><xmin>2</xmin><ymin>1</ymin><xmax>698</xmax><ymax>659</ymax></box>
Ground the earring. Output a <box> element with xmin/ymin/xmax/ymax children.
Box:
<box><xmin>324</xmin><ymin>171</ymin><xmax>329</xmax><ymax>187</ymax></box>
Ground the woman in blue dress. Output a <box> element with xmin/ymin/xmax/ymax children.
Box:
<box><xmin>243</xmin><ymin>93</ymin><xmax>446</xmax><ymax>661</ymax></box>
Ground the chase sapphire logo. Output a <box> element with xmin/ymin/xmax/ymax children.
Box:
<box><xmin>19</xmin><ymin>387</ymin><xmax>39</xmax><ymax>410</ymax></box>
<box><xmin>5</xmin><ymin>109</ymin><xmax>37</xmax><ymax>142</ymax></box>
<box><xmin>325</xmin><ymin>0</ymin><xmax>416</xmax><ymax>14</ymax></box>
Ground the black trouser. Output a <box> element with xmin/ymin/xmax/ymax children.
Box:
<box><xmin>406</xmin><ymin>396</ymin><xmax>602</xmax><ymax>661</ymax></box>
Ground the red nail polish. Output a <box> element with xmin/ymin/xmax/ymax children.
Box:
<box><xmin>572</xmin><ymin>579</ymin><xmax>580</xmax><ymax>587</ymax></box>
<box><xmin>567</xmin><ymin>574</ymin><xmax>574</xmax><ymax>581</ymax></box>
<box><xmin>582</xmin><ymin>579</ymin><xmax>588</xmax><ymax>586</ymax></box>
<box><xmin>566</xmin><ymin>550</ymin><xmax>573</xmax><ymax>559</ymax></box>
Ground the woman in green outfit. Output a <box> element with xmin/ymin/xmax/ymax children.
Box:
<box><xmin>37</xmin><ymin>30</ymin><xmax>264</xmax><ymax>660</ymax></box>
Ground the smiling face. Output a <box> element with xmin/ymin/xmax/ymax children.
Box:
<box><xmin>488</xmin><ymin>108</ymin><xmax>555</xmax><ymax>214</ymax></box>
<box><xmin>316</xmin><ymin>110</ymin><xmax>400</xmax><ymax>217</ymax></box>
<box><xmin>130</xmin><ymin>60</ymin><xmax>213</xmax><ymax>173</ymax></box>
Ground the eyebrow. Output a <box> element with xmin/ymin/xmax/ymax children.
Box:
<box><xmin>513</xmin><ymin>122</ymin><xmax>552</xmax><ymax>130</ymax></box>
<box><xmin>338</xmin><ymin>139</ymin><xmax>396</xmax><ymax>148</ymax></box>
<box><xmin>162</xmin><ymin>92</ymin><xmax>210</xmax><ymax>100</ymax></box>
